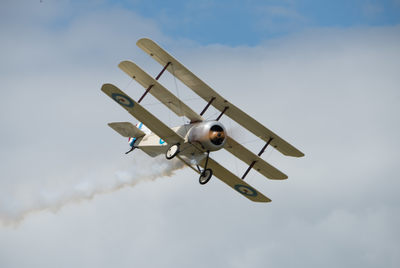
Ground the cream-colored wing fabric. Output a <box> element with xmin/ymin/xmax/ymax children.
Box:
<box><xmin>108</xmin><ymin>122</ymin><xmax>145</xmax><ymax>138</ymax></box>
<box><xmin>198</xmin><ymin>157</ymin><xmax>271</xmax><ymax>203</ymax></box>
<box><xmin>137</xmin><ymin>38</ymin><xmax>304</xmax><ymax>158</ymax></box>
<box><xmin>225</xmin><ymin>137</ymin><xmax>287</xmax><ymax>180</ymax></box>
<box><xmin>101</xmin><ymin>83</ymin><xmax>184</xmax><ymax>145</ymax></box>
<box><xmin>119</xmin><ymin>61</ymin><xmax>203</xmax><ymax>122</ymax></box>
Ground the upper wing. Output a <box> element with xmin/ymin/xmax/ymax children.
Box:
<box><xmin>119</xmin><ymin>60</ymin><xmax>203</xmax><ymax>123</ymax></box>
<box><xmin>101</xmin><ymin>83</ymin><xmax>184</xmax><ymax>145</ymax></box>
<box><xmin>225</xmin><ymin>137</ymin><xmax>287</xmax><ymax>180</ymax></box>
<box><xmin>197</xmin><ymin>157</ymin><xmax>271</xmax><ymax>202</ymax></box>
<box><xmin>137</xmin><ymin>38</ymin><xmax>304</xmax><ymax>158</ymax></box>
<box><xmin>108</xmin><ymin>122</ymin><xmax>145</xmax><ymax>138</ymax></box>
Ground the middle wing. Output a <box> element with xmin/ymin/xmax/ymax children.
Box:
<box><xmin>101</xmin><ymin>83</ymin><xmax>184</xmax><ymax>145</ymax></box>
<box><xmin>225</xmin><ymin>137</ymin><xmax>287</xmax><ymax>180</ymax></box>
<box><xmin>119</xmin><ymin>60</ymin><xmax>203</xmax><ymax>123</ymax></box>
<box><xmin>118</xmin><ymin>60</ymin><xmax>286</xmax><ymax>180</ymax></box>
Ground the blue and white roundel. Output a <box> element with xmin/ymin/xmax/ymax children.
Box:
<box><xmin>234</xmin><ymin>184</ymin><xmax>258</xmax><ymax>197</ymax></box>
<box><xmin>111</xmin><ymin>93</ymin><xmax>134</xmax><ymax>108</ymax></box>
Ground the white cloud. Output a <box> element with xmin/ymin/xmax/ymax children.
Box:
<box><xmin>0</xmin><ymin>2</ymin><xmax>399</xmax><ymax>268</ymax></box>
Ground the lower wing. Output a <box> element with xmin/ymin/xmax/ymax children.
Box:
<box><xmin>178</xmin><ymin>156</ymin><xmax>271</xmax><ymax>203</ymax></box>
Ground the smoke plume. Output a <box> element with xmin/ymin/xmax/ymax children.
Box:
<box><xmin>0</xmin><ymin>156</ymin><xmax>185</xmax><ymax>226</ymax></box>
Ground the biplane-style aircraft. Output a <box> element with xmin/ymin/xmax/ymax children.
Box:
<box><xmin>102</xmin><ymin>38</ymin><xmax>304</xmax><ymax>203</ymax></box>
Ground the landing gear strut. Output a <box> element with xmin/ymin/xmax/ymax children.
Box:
<box><xmin>166</xmin><ymin>144</ymin><xmax>180</xmax><ymax>160</ymax></box>
<box><xmin>197</xmin><ymin>150</ymin><xmax>213</xmax><ymax>185</ymax></box>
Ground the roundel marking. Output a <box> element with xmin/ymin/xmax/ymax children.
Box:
<box><xmin>234</xmin><ymin>184</ymin><xmax>258</xmax><ymax>197</ymax></box>
<box><xmin>159</xmin><ymin>139</ymin><xmax>166</xmax><ymax>145</ymax></box>
<box><xmin>128</xmin><ymin>137</ymin><xmax>136</xmax><ymax>147</ymax></box>
<box><xmin>111</xmin><ymin>93</ymin><xmax>134</xmax><ymax>108</ymax></box>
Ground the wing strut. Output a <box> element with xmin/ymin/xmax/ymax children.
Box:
<box><xmin>241</xmin><ymin>137</ymin><xmax>273</xmax><ymax>180</ymax></box>
<box><xmin>137</xmin><ymin>61</ymin><xmax>171</xmax><ymax>103</ymax></box>
<box><xmin>199</xmin><ymin>97</ymin><xmax>216</xmax><ymax>116</ymax></box>
<box><xmin>216</xmin><ymin>106</ymin><xmax>229</xmax><ymax>121</ymax></box>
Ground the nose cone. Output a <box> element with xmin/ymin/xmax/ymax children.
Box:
<box><xmin>209</xmin><ymin>125</ymin><xmax>226</xmax><ymax>145</ymax></box>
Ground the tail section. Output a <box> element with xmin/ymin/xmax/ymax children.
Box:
<box><xmin>108</xmin><ymin>122</ymin><xmax>146</xmax><ymax>138</ymax></box>
<box><xmin>108</xmin><ymin>122</ymin><xmax>147</xmax><ymax>154</ymax></box>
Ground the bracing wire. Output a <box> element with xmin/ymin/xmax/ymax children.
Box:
<box><xmin>228</xmin><ymin>119</ymin><xmax>240</xmax><ymax>177</ymax></box>
<box><xmin>123</xmin><ymin>79</ymin><xmax>134</xmax><ymax>92</ymax></box>
<box><xmin>170</xmin><ymin>63</ymin><xmax>189</xmax><ymax>130</ymax></box>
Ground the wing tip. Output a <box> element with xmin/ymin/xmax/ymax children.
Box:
<box><xmin>255</xmin><ymin>197</ymin><xmax>272</xmax><ymax>203</ymax></box>
<box><xmin>271</xmin><ymin>175</ymin><xmax>288</xmax><ymax>180</ymax></box>
<box><xmin>118</xmin><ymin>60</ymin><xmax>139</xmax><ymax>77</ymax></box>
<box><xmin>283</xmin><ymin>150</ymin><xmax>305</xmax><ymax>158</ymax></box>
<box><xmin>136</xmin><ymin>37</ymin><xmax>155</xmax><ymax>47</ymax></box>
<box><xmin>295</xmin><ymin>151</ymin><xmax>305</xmax><ymax>157</ymax></box>
<box><xmin>101</xmin><ymin>83</ymin><xmax>113</xmax><ymax>93</ymax></box>
<box><xmin>118</xmin><ymin>60</ymin><xmax>130</xmax><ymax>68</ymax></box>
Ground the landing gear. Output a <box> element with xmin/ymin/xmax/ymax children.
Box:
<box><xmin>197</xmin><ymin>150</ymin><xmax>213</xmax><ymax>184</ymax></box>
<box><xmin>166</xmin><ymin>144</ymin><xmax>180</xmax><ymax>160</ymax></box>
<box><xmin>199</xmin><ymin>168</ymin><xmax>212</xmax><ymax>184</ymax></box>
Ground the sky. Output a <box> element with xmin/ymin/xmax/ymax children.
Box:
<box><xmin>0</xmin><ymin>0</ymin><xmax>400</xmax><ymax>267</ymax></box>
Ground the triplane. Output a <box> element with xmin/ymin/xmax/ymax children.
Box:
<box><xmin>102</xmin><ymin>38</ymin><xmax>304</xmax><ymax>202</ymax></box>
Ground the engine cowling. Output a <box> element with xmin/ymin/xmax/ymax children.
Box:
<box><xmin>187</xmin><ymin>121</ymin><xmax>227</xmax><ymax>151</ymax></box>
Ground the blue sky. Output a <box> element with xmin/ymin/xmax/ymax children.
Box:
<box><xmin>82</xmin><ymin>0</ymin><xmax>400</xmax><ymax>45</ymax></box>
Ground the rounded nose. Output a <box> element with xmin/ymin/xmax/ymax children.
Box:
<box><xmin>210</xmin><ymin>130</ymin><xmax>225</xmax><ymax>145</ymax></box>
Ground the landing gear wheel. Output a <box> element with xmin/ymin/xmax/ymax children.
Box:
<box><xmin>199</xmin><ymin>168</ymin><xmax>212</xmax><ymax>185</ymax></box>
<box><xmin>166</xmin><ymin>144</ymin><xmax>180</xmax><ymax>160</ymax></box>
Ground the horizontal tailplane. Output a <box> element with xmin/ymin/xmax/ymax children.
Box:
<box><xmin>108</xmin><ymin>122</ymin><xmax>146</xmax><ymax>138</ymax></box>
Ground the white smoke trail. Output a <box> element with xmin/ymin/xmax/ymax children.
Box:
<box><xmin>0</xmin><ymin>156</ymin><xmax>185</xmax><ymax>226</ymax></box>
